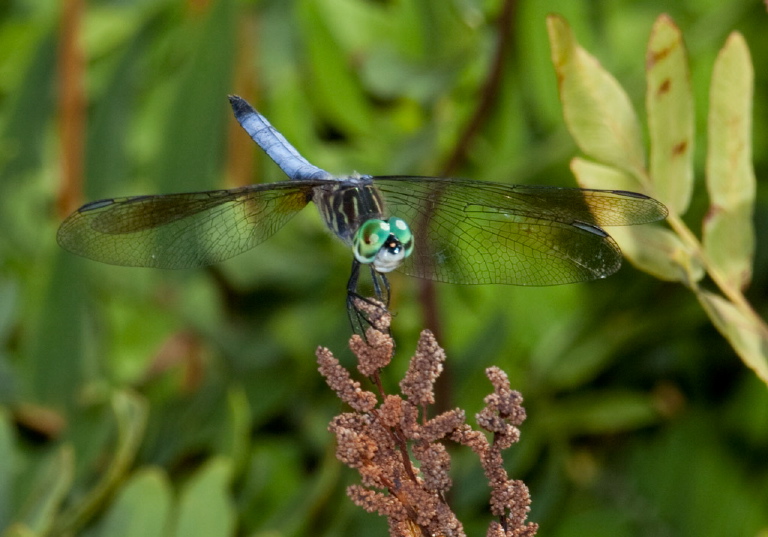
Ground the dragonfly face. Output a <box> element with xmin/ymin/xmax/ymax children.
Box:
<box><xmin>57</xmin><ymin>95</ymin><xmax>668</xmax><ymax>331</ymax></box>
<box><xmin>352</xmin><ymin>217</ymin><xmax>415</xmax><ymax>273</ymax></box>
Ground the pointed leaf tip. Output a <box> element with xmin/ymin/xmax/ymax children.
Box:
<box><xmin>704</xmin><ymin>31</ymin><xmax>755</xmax><ymax>291</ymax></box>
<box><xmin>546</xmin><ymin>14</ymin><xmax>573</xmax><ymax>64</ymax></box>
<box><xmin>547</xmin><ymin>15</ymin><xmax>646</xmax><ymax>178</ymax></box>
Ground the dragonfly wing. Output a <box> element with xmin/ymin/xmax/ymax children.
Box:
<box><xmin>57</xmin><ymin>182</ymin><xmax>313</xmax><ymax>269</ymax></box>
<box><xmin>373</xmin><ymin>177</ymin><xmax>667</xmax><ymax>285</ymax></box>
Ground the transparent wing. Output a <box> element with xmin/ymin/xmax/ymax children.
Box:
<box><xmin>372</xmin><ymin>177</ymin><xmax>668</xmax><ymax>285</ymax></box>
<box><xmin>57</xmin><ymin>182</ymin><xmax>317</xmax><ymax>269</ymax></box>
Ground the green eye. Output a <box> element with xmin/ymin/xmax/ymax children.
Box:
<box><xmin>388</xmin><ymin>217</ymin><xmax>414</xmax><ymax>258</ymax></box>
<box><xmin>353</xmin><ymin>217</ymin><xmax>414</xmax><ymax>271</ymax></box>
<box><xmin>353</xmin><ymin>219</ymin><xmax>389</xmax><ymax>263</ymax></box>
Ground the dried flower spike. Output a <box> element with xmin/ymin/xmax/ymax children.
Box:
<box><xmin>351</xmin><ymin>327</ymin><xmax>395</xmax><ymax>377</ymax></box>
<box><xmin>400</xmin><ymin>330</ymin><xmax>445</xmax><ymax>408</ymax></box>
<box><xmin>317</xmin><ymin>346</ymin><xmax>377</xmax><ymax>412</ymax></box>
<box><xmin>317</xmin><ymin>312</ymin><xmax>538</xmax><ymax>537</ymax></box>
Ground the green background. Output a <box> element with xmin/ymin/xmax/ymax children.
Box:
<box><xmin>1</xmin><ymin>0</ymin><xmax>767</xmax><ymax>536</ymax></box>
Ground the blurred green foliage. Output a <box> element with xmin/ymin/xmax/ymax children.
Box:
<box><xmin>1</xmin><ymin>0</ymin><xmax>767</xmax><ymax>536</ymax></box>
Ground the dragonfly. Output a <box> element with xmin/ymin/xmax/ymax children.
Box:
<box><xmin>58</xmin><ymin>95</ymin><xmax>668</xmax><ymax>330</ymax></box>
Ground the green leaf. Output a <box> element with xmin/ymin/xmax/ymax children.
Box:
<box><xmin>570</xmin><ymin>158</ymin><xmax>697</xmax><ymax>283</ymax></box>
<box><xmin>25</xmin><ymin>250</ymin><xmax>90</xmax><ymax>410</ymax></box>
<box><xmin>172</xmin><ymin>458</ymin><xmax>235</xmax><ymax>537</ymax></box>
<box><xmin>547</xmin><ymin>15</ymin><xmax>646</xmax><ymax>180</ymax></box>
<box><xmin>1</xmin><ymin>525</ymin><xmax>36</xmax><ymax>537</ymax></box>
<box><xmin>703</xmin><ymin>32</ymin><xmax>756</xmax><ymax>291</ymax></box>
<box><xmin>94</xmin><ymin>468</ymin><xmax>173</xmax><ymax>537</ymax></box>
<box><xmin>0</xmin><ymin>410</ymin><xmax>15</xmax><ymax>530</ymax></box>
<box><xmin>298</xmin><ymin>0</ymin><xmax>372</xmax><ymax>135</ymax></box>
<box><xmin>15</xmin><ymin>446</ymin><xmax>74</xmax><ymax>535</ymax></box>
<box><xmin>629</xmin><ymin>416</ymin><xmax>768</xmax><ymax>536</ymax></box>
<box><xmin>695</xmin><ymin>290</ymin><xmax>768</xmax><ymax>385</ymax></box>
<box><xmin>237</xmin><ymin>440</ymin><xmax>310</xmax><ymax>532</ymax></box>
<box><xmin>645</xmin><ymin>15</ymin><xmax>694</xmax><ymax>215</ymax></box>
<box><xmin>84</xmin><ymin>16</ymin><xmax>148</xmax><ymax>201</ymax></box>
<box><xmin>541</xmin><ymin>391</ymin><xmax>660</xmax><ymax>435</ymax></box>
<box><xmin>0</xmin><ymin>26</ymin><xmax>57</xmax><ymax>186</ymax></box>
<box><xmin>724</xmin><ymin>374</ymin><xmax>768</xmax><ymax>446</ymax></box>
<box><xmin>51</xmin><ymin>391</ymin><xmax>148</xmax><ymax>535</ymax></box>
<box><xmin>0</xmin><ymin>276</ymin><xmax>19</xmax><ymax>343</ymax></box>
<box><xmin>153</xmin><ymin>0</ymin><xmax>236</xmax><ymax>194</ymax></box>
<box><xmin>549</xmin><ymin>509</ymin><xmax>632</xmax><ymax>537</ymax></box>
<box><xmin>213</xmin><ymin>386</ymin><xmax>252</xmax><ymax>473</ymax></box>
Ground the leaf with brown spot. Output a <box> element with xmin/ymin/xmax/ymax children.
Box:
<box><xmin>646</xmin><ymin>14</ymin><xmax>694</xmax><ymax>215</ymax></box>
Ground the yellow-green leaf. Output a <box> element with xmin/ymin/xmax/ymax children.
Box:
<box><xmin>696</xmin><ymin>290</ymin><xmax>768</xmax><ymax>385</ymax></box>
<box><xmin>703</xmin><ymin>32</ymin><xmax>756</xmax><ymax>291</ymax></box>
<box><xmin>570</xmin><ymin>158</ymin><xmax>698</xmax><ymax>283</ymax></box>
<box><xmin>96</xmin><ymin>469</ymin><xmax>173</xmax><ymax>537</ymax></box>
<box><xmin>173</xmin><ymin>458</ymin><xmax>235</xmax><ymax>537</ymax></box>
<box><xmin>16</xmin><ymin>446</ymin><xmax>74</xmax><ymax>535</ymax></box>
<box><xmin>547</xmin><ymin>15</ymin><xmax>646</xmax><ymax>180</ymax></box>
<box><xmin>1</xmin><ymin>525</ymin><xmax>36</xmax><ymax>537</ymax></box>
<box><xmin>646</xmin><ymin>15</ymin><xmax>694</xmax><ymax>215</ymax></box>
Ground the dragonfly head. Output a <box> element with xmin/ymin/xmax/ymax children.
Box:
<box><xmin>353</xmin><ymin>217</ymin><xmax>414</xmax><ymax>273</ymax></box>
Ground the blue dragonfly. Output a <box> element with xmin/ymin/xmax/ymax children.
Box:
<box><xmin>58</xmin><ymin>96</ymin><xmax>668</xmax><ymax>329</ymax></box>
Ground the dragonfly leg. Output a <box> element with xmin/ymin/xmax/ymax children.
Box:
<box><xmin>346</xmin><ymin>259</ymin><xmax>391</xmax><ymax>336</ymax></box>
<box><xmin>369</xmin><ymin>265</ymin><xmax>391</xmax><ymax>307</ymax></box>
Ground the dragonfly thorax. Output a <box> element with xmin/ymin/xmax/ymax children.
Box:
<box><xmin>312</xmin><ymin>177</ymin><xmax>385</xmax><ymax>243</ymax></box>
<box><xmin>353</xmin><ymin>217</ymin><xmax>414</xmax><ymax>273</ymax></box>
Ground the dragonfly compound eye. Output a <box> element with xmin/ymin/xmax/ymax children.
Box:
<box><xmin>388</xmin><ymin>217</ymin><xmax>414</xmax><ymax>258</ymax></box>
<box><xmin>353</xmin><ymin>219</ymin><xmax>390</xmax><ymax>264</ymax></box>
